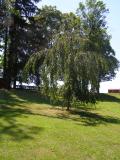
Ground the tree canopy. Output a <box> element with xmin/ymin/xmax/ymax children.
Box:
<box><xmin>0</xmin><ymin>0</ymin><xmax>119</xmax><ymax>110</ymax></box>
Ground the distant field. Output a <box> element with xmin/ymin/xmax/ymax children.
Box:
<box><xmin>0</xmin><ymin>89</ymin><xmax>120</xmax><ymax>160</ymax></box>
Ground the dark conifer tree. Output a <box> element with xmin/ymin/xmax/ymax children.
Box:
<box><xmin>5</xmin><ymin>0</ymin><xmax>41</xmax><ymax>88</ymax></box>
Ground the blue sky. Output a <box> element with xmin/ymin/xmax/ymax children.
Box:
<box><xmin>38</xmin><ymin>0</ymin><xmax>120</xmax><ymax>92</ymax></box>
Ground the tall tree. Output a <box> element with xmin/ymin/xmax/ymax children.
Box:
<box><xmin>24</xmin><ymin>6</ymin><xmax>62</xmax><ymax>87</ymax></box>
<box><xmin>26</xmin><ymin>1</ymin><xmax>119</xmax><ymax>110</ymax></box>
<box><xmin>77</xmin><ymin>0</ymin><xmax>119</xmax><ymax>93</ymax></box>
<box><xmin>0</xmin><ymin>0</ymin><xmax>10</xmax><ymax>79</ymax></box>
<box><xmin>5</xmin><ymin>0</ymin><xmax>41</xmax><ymax>88</ymax></box>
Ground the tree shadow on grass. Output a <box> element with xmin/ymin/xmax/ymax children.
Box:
<box><xmin>0</xmin><ymin>89</ymin><xmax>63</xmax><ymax>107</ymax></box>
<box><xmin>0</xmin><ymin>105</ymin><xmax>44</xmax><ymax>141</ymax></box>
<box><xmin>0</xmin><ymin>89</ymin><xmax>58</xmax><ymax>108</ymax></box>
<box><xmin>99</xmin><ymin>93</ymin><xmax>120</xmax><ymax>103</ymax></box>
<box><xmin>0</xmin><ymin>89</ymin><xmax>27</xmax><ymax>107</ymax></box>
<box><xmin>26</xmin><ymin>108</ymin><xmax>120</xmax><ymax>127</ymax></box>
<box><xmin>12</xmin><ymin>90</ymin><xmax>120</xmax><ymax>110</ymax></box>
<box><xmin>1</xmin><ymin>89</ymin><xmax>120</xmax><ymax>132</ymax></box>
<box><xmin>69</xmin><ymin>110</ymin><xmax>120</xmax><ymax>126</ymax></box>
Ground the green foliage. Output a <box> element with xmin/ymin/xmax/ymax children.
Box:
<box><xmin>24</xmin><ymin>1</ymin><xmax>118</xmax><ymax>110</ymax></box>
<box><xmin>1</xmin><ymin>0</ymin><xmax>119</xmax><ymax>110</ymax></box>
<box><xmin>77</xmin><ymin>0</ymin><xmax>119</xmax><ymax>84</ymax></box>
<box><xmin>23</xmin><ymin>6</ymin><xmax>62</xmax><ymax>86</ymax></box>
<box><xmin>1</xmin><ymin>0</ymin><xmax>41</xmax><ymax>88</ymax></box>
<box><xmin>41</xmin><ymin>30</ymin><xmax>98</xmax><ymax>109</ymax></box>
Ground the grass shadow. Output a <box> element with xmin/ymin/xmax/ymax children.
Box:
<box><xmin>27</xmin><ymin>108</ymin><xmax>120</xmax><ymax>127</ymax></box>
<box><xmin>11</xmin><ymin>90</ymin><xmax>97</xmax><ymax>110</ymax></box>
<box><xmin>0</xmin><ymin>89</ymin><xmax>97</xmax><ymax>110</ymax></box>
<box><xmin>10</xmin><ymin>89</ymin><xmax>64</xmax><ymax>107</ymax></box>
<box><xmin>0</xmin><ymin>89</ymin><xmax>27</xmax><ymax>107</ymax></box>
<box><xmin>99</xmin><ymin>93</ymin><xmax>120</xmax><ymax>103</ymax></box>
<box><xmin>1</xmin><ymin>89</ymin><xmax>120</xmax><ymax>130</ymax></box>
<box><xmin>0</xmin><ymin>104</ymin><xmax>44</xmax><ymax>141</ymax></box>
<box><xmin>70</xmin><ymin>110</ymin><xmax>120</xmax><ymax>126</ymax></box>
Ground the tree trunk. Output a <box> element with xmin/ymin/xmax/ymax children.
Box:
<box><xmin>66</xmin><ymin>100</ymin><xmax>71</xmax><ymax>111</ymax></box>
<box><xmin>96</xmin><ymin>80</ymin><xmax>100</xmax><ymax>98</ymax></box>
<box><xmin>13</xmin><ymin>78</ymin><xmax>16</xmax><ymax>89</ymax></box>
<box><xmin>3</xmin><ymin>27</ymin><xmax>8</xmax><ymax>80</ymax></box>
<box><xmin>7</xmin><ymin>1</ymin><xmax>17</xmax><ymax>89</ymax></box>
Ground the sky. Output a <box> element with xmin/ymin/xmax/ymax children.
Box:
<box><xmin>38</xmin><ymin>0</ymin><xmax>120</xmax><ymax>93</ymax></box>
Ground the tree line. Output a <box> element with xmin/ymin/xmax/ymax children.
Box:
<box><xmin>0</xmin><ymin>0</ymin><xmax>119</xmax><ymax>109</ymax></box>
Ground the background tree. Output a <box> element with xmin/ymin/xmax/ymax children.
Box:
<box><xmin>3</xmin><ymin>0</ymin><xmax>41</xmax><ymax>88</ymax></box>
<box><xmin>0</xmin><ymin>0</ymin><xmax>10</xmax><ymax>79</ymax></box>
<box><xmin>77</xmin><ymin>0</ymin><xmax>119</xmax><ymax>93</ymax></box>
<box><xmin>24</xmin><ymin>6</ymin><xmax>62</xmax><ymax>87</ymax></box>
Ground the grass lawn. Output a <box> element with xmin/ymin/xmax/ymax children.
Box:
<box><xmin>0</xmin><ymin>89</ymin><xmax>120</xmax><ymax>160</ymax></box>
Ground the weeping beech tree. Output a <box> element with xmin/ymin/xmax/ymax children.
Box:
<box><xmin>25</xmin><ymin>30</ymin><xmax>112</xmax><ymax>110</ymax></box>
<box><xmin>39</xmin><ymin>32</ymin><xmax>113</xmax><ymax>110</ymax></box>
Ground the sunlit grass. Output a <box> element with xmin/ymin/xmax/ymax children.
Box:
<box><xmin>0</xmin><ymin>89</ymin><xmax>120</xmax><ymax>160</ymax></box>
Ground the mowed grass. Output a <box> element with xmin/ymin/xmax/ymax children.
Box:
<box><xmin>0</xmin><ymin>89</ymin><xmax>120</xmax><ymax>160</ymax></box>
